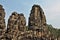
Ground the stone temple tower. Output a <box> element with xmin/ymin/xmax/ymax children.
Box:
<box><xmin>0</xmin><ymin>5</ymin><xmax>6</xmax><ymax>40</ymax></box>
<box><xmin>18</xmin><ymin>13</ymin><xmax>26</xmax><ymax>32</ymax></box>
<box><xmin>28</xmin><ymin>5</ymin><xmax>46</xmax><ymax>30</ymax></box>
<box><xmin>7</xmin><ymin>12</ymin><xmax>26</xmax><ymax>40</ymax></box>
<box><xmin>28</xmin><ymin>5</ymin><xmax>48</xmax><ymax>39</ymax></box>
<box><xmin>7</xmin><ymin>12</ymin><xmax>26</xmax><ymax>32</ymax></box>
<box><xmin>7</xmin><ymin>12</ymin><xmax>18</xmax><ymax>32</ymax></box>
<box><xmin>7</xmin><ymin>12</ymin><xmax>19</xmax><ymax>40</ymax></box>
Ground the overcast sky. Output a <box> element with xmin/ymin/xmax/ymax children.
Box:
<box><xmin>0</xmin><ymin>0</ymin><xmax>60</xmax><ymax>29</ymax></box>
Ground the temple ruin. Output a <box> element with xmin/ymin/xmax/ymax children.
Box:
<box><xmin>0</xmin><ymin>4</ymin><xmax>59</xmax><ymax>40</ymax></box>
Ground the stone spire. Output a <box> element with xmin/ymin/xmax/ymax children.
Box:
<box><xmin>6</xmin><ymin>12</ymin><xmax>19</xmax><ymax>40</ymax></box>
<box><xmin>28</xmin><ymin>5</ymin><xmax>46</xmax><ymax>30</ymax></box>
<box><xmin>28</xmin><ymin>5</ymin><xmax>48</xmax><ymax>39</ymax></box>
<box><xmin>0</xmin><ymin>4</ymin><xmax>6</xmax><ymax>40</ymax></box>
<box><xmin>7</xmin><ymin>12</ymin><xmax>26</xmax><ymax>32</ymax></box>
<box><xmin>7</xmin><ymin>12</ymin><xmax>26</xmax><ymax>40</ymax></box>
<box><xmin>18</xmin><ymin>13</ymin><xmax>26</xmax><ymax>32</ymax></box>
<box><xmin>7</xmin><ymin>12</ymin><xmax>18</xmax><ymax>31</ymax></box>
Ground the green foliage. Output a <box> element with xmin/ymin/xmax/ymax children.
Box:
<box><xmin>47</xmin><ymin>24</ymin><xmax>60</xmax><ymax>38</ymax></box>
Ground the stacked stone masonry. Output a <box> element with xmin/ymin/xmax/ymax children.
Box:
<box><xmin>0</xmin><ymin>5</ymin><xmax>6</xmax><ymax>40</ymax></box>
<box><xmin>0</xmin><ymin>4</ymin><xmax>59</xmax><ymax>40</ymax></box>
<box><xmin>6</xmin><ymin>12</ymin><xmax>26</xmax><ymax>40</ymax></box>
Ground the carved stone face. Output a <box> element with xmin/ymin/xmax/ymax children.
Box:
<box><xmin>34</xmin><ymin>7</ymin><xmax>38</xmax><ymax>19</ymax></box>
<box><xmin>34</xmin><ymin>7</ymin><xmax>41</xmax><ymax>20</ymax></box>
<box><xmin>10</xmin><ymin>14</ymin><xmax>18</xmax><ymax>21</ymax></box>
